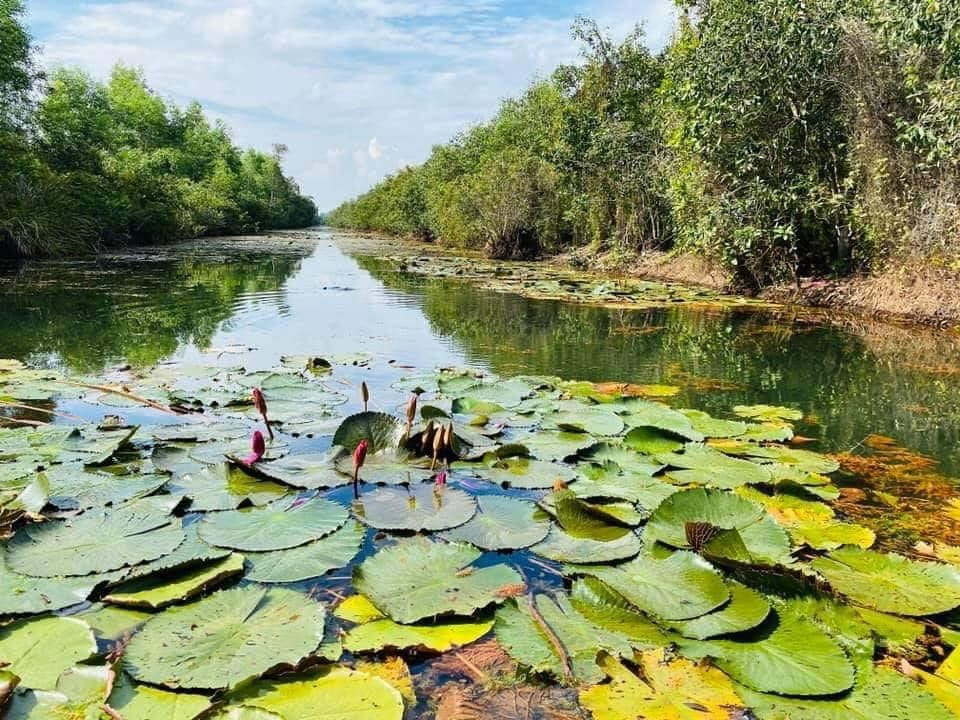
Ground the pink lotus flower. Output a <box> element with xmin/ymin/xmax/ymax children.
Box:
<box><xmin>435</xmin><ymin>468</ymin><xmax>448</xmax><ymax>487</ymax></box>
<box><xmin>243</xmin><ymin>430</ymin><xmax>266</xmax><ymax>466</ymax></box>
<box><xmin>352</xmin><ymin>439</ymin><xmax>369</xmax><ymax>499</ymax></box>
<box><xmin>252</xmin><ymin>388</ymin><xmax>274</xmax><ymax>440</ymax></box>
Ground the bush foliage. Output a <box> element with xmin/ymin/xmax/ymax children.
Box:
<box><xmin>0</xmin><ymin>1</ymin><xmax>316</xmax><ymax>257</ymax></box>
<box><xmin>329</xmin><ymin>3</ymin><xmax>960</xmax><ymax>287</ymax></box>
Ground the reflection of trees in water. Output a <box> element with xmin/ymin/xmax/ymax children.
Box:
<box><xmin>0</xmin><ymin>249</ymin><xmax>306</xmax><ymax>372</ymax></box>
<box><xmin>358</xmin><ymin>256</ymin><xmax>960</xmax><ymax>474</ymax></box>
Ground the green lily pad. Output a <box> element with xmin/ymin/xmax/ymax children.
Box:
<box><xmin>104</xmin><ymin>554</ymin><xmax>245</xmax><ymax>610</ymax></box>
<box><xmin>442</xmin><ymin>495</ymin><xmax>550</xmax><ymax>550</ymax></box>
<box><xmin>744</xmin><ymin>445</ymin><xmax>840</xmax><ymax>475</ymax></box>
<box><xmin>494</xmin><ymin>593</ymin><xmax>631</xmax><ymax>684</ymax></box>
<box><xmin>344</xmin><ymin>615</ymin><xmax>493</xmax><ymax>653</ymax></box>
<box><xmin>107</xmin><ymin>671</ymin><xmax>213</xmax><ymax>720</ymax></box>
<box><xmin>332</xmin><ymin>412</ymin><xmax>404</xmax><ymax>453</ymax></box>
<box><xmin>167</xmin><ymin>463</ymin><xmax>289</xmax><ymax>512</ymax></box>
<box><xmin>549</xmin><ymin>489</ymin><xmax>631</xmax><ymax>540</ymax></box>
<box><xmin>733</xmin><ymin>404</ymin><xmax>803</xmax><ymax>422</ymax></box>
<box><xmin>623</xmin><ymin>426</ymin><xmax>685</xmax><ymax>454</ymax></box>
<box><xmin>683</xmin><ymin>612</ymin><xmax>855</xmax><ymax>696</ymax></box>
<box><xmin>5</xmin><ymin>500</ymin><xmax>185</xmax><ymax>577</ymax></box>
<box><xmin>447</xmin><ymin>378</ymin><xmax>532</xmax><ymax>408</ymax></box>
<box><xmin>616</xmin><ymin>400</ymin><xmax>704</xmax><ymax>442</ymax></box>
<box><xmin>468</xmin><ymin>457</ymin><xmax>579</xmax><ymax>489</ymax></box>
<box><xmin>543</xmin><ymin>408</ymin><xmax>625</xmax><ymax>436</ymax></box>
<box><xmin>644</xmin><ymin>487</ymin><xmax>792</xmax><ymax>565</ymax></box>
<box><xmin>657</xmin><ymin>444</ymin><xmax>772</xmax><ymax>488</ymax></box>
<box><xmin>667</xmin><ymin>582</ymin><xmax>770</xmax><ymax>639</ymax></box>
<box><xmin>681</xmin><ymin>409</ymin><xmax>748</xmax><ymax>438</ymax></box>
<box><xmin>228</xmin><ymin>667</ymin><xmax>404</xmax><ymax>720</ymax></box>
<box><xmin>568</xmin><ymin>551</ymin><xmax>729</xmax><ymax>621</ymax></box>
<box><xmin>531</xmin><ymin>526</ymin><xmax>642</xmax><ymax>564</ymax></box>
<box><xmin>111</xmin><ymin>522</ymin><xmax>232</xmax><ymax>586</ymax></box>
<box><xmin>76</xmin><ymin>605</ymin><xmax>150</xmax><ymax>640</ymax></box>
<box><xmin>577</xmin><ymin>443</ymin><xmax>663</xmax><ymax>475</ymax></box>
<box><xmin>244</xmin><ymin>521</ymin><xmax>365</xmax><ymax>583</ymax></box>
<box><xmin>44</xmin><ymin>465</ymin><xmax>168</xmax><ymax>510</ymax></box>
<box><xmin>352</xmin><ymin>537</ymin><xmax>523</xmax><ymax>624</ymax></box>
<box><xmin>5</xmin><ymin>664</ymin><xmax>113</xmax><ymax>719</ymax></box>
<box><xmin>811</xmin><ymin>547</ymin><xmax>960</xmax><ymax>616</ymax></box>
<box><xmin>571</xmin><ymin>461</ymin><xmax>677</xmax><ymax>509</ymax></box>
<box><xmin>569</xmin><ymin>577</ymin><xmax>672</xmax><ymax>648</ymax></box>
<box><xmin>249</xmin><ymin>448</ymin><xmax>351</xmax><ymax>489</ymax></box>
<box><xmin>0</xmin><ymin>556</ymin><xmax>99</xmax><ymax>615</ymax></box>
<box><xmin>519</xmin><ymin>431</ymin><xmax>596</xmax><ymax>461</ymax></box>
<box><xmin>353</xmin><ymin>485</ymin><xmax>476</xmax><ymax>531</ymax></box>
<box><xmin>199</xmin><ymin>496</ymin><xmax>348</xmax><ymax>551</ymax></box>
<box><xmin>0</xmin><ymin>616</ymin><xmax>96</xmax><ymax>689</ymax></box>
<box><xmin>336</xmin><ymin>448</ymin><xmax>435</xmax><ymax>485</ymax></box>
<box><xmin>125</xmin><ymin>586</ymin><xmax>327</xmax><ymax>690</ymax></box>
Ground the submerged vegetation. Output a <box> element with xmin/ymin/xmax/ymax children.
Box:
<box><xmin>0</xmin><ymin>1</ymin><xmax>316</xmax><ymax>258</ymax></box>
<box><xmin>329</xmin><ymin>2</ymin><xmax>960</xmax><ymax>289</ymax></box>
<box><xmin>2</xmin><ymin>349</ymin><xmax>960</xmax><ymax>717</ymax></box>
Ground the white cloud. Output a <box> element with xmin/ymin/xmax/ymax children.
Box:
<box><xmin>27</xmin><ymin>0</ymin><xmax>676</xmax><ymax>210</ymax></box>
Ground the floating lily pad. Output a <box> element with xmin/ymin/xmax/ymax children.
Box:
<box><xmin>569</xmin><ymin>577</ymin><xmax>672</xmax><ymax>648</ymax></box>
<box><xmin>167</xmin><ymin>463</ymin><xmax>289</xmax><ymax>512</ymax></box>
<box><xmin>5</xmin><ymin>500</ymin><xmax>185</xmax><ymax>577</ymax></box>
<box><xmin>616</xmin><ymin>400</ymin><xmax>704</xmax><ymax>442</ymax></box>
<box><xmin>657</xmin><ymin>444</ymin><xmax>772</xmax><ymax>488</ymax></box>
<box><xmin>333</xmin><ymin>412</ymin><xmax>404</xmax><ymax>453</ymax></box>
<box><xmin>644</xmin><ymin>487</ymin><xmax>792</xmax><ymax>565</ymax></box>
<box><xmin>531</xmin><ymin>526</ymin><xmax>642</xmax><ymax>564</ymax></box>
<box><xmin>0</xmin><ymin>556</ymin><xmax>99</xmax><ymax>615</ymax></box>
<box><xmin>0</xmin><ymin>616</ymin><xmax>96</xmax><ymax>689</ymax></box>
<box><xmin>107</xmin><ymin>671</ymin><xmax>213</xmax><ymax>720</ymax></box>
<box><xmin>467</xmin><ymin>457</ymin><xmax>579</xmax><ymax>489</ymax></box>
<box><xmin>519</xmin><ymin>431</ymin><xmax>596</xmax><ymax>461</ymax></box>
<box><xmin>549</xmin><ymin>489</ymin><xmax>632</xmax><ymax>541</ymax></box>
<box><xmin>684</xmin><ymin>612</ymin><xmax>855</xmax><ymax>696</ymax></box>
<box><xmin>681</xmin><ymin>409</ymin><xmax>748</xmax><ymax>438</ymax></box>
<box><xmin>113</xmin><ymin>522</ymin><xmax>232</xmax><ymax>585</ymax></box>
<box><xmin>228</xmin><ymin>667</ymin><xmax>404</xmax><ymax>720</ymax></box>
<box><xmin>446</xmin><ymin>378</ymin><xmax>532</xmax><ymax>408</ymax></box>
<box><xmin>44</xmin><ymin>465</ymin><xmax>168</xmax><ymax>510</ymax></box>
<box><xmin>336</xmin><ymin>448</ymin><xmax>435</xmax><ymax>485</ymax></box>
<box><xmin>543</xmin><ymin>408</ymin><xmax>625</xmax><ymax>436</ymax></box>
<box><xmin>250</xmin><ymin>448</ymin><xmax>351</xmax><ymax>489</ymax></box>
<box><xmin>576</xmin><ymin>442</ymin><xmax>663</xmax><ymax>475</ymax></box>
<box><xmin>199</xmin><ymin>496</ymin><xmax>348</xmax><ymax>551</ymax></box>
<box><xmin>104</xmin><ymin>554</ymin><xmax>245</xmax><ymax>610</ymax></box>
<box><xmin>743</xmin><ymin>445</ymin><xmax>840</xmax><ymax>474</ymax></box>
<box><xmin>569</xmin><ymin>551</ymin><xmax>729</xmax><ymax>621</ymax></box>
<box><xmin>244</xmin><ymin>521</ymin><xmax>365</xmax><ymax>583</ymax></box>
<box><xmin>352</xmin><ymin>537</ymin><xmax>523</xmax><ymax>624</ymax></box>
<box><xmin>811</xmin><ymin>547</ymin><xmax>960</xmax><ymax>616</ymax></box>
<box><xmin>570</xmin><ymin>462</ymin><xmax>676</xmax><ymax>509</ymax></box>
<box><xmin>442</xmin><ymin>495</ymin><xmax>550</xmax><ymax>550</ymax></box>
<box><xmin>353</xmin><ymin>485</ymin><xmax>476</xmax><ymax>532</ymax></box>
<box><xmin>125</xmin><ymin>586</ymin><xmax>327</xmax><ymax>690</ymax></box>
<box><xmin>5</xmin><ymin>664</ymin><xmax>113</xmax><ymax>719</ymax></box>
<box><xmin>76</xmin><ymin>605</ymin><xmax>150</xmax><ymax>640</ymax></box>
<box><xmin>733</xmin><ymin>404</ymin><xmax>803</xmax><ymax>422</ymax></box>
<box><xmin>580</xmin><ymin>649</ymin><xmax>745</xmax><ymax>720</ymax></box>
<box><xmin>344</xmin><ymin>615</ymin><xmax>493</xmax><ymax>653</ymax></box>
<box><xmin>667</xmin><ymin>582</ymin><xmax>770</xmax><ymax>639</ymax></box>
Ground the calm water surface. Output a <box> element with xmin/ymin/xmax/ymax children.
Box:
<box><xmin>2</xmin><ymin>228</ymin><xmax>959</xmax><ymax>477</ymax></box>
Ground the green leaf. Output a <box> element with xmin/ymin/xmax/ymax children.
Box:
<box><xmin>543</xmin><ymin>407</ymin><xmax>625</xmax><ymax>436</ymax></box>
<box><xmin>569</xmin><ymin>577</ymin><xmax>672</xmax><ymax>648</ymax></box>
<box><xmin>644</xmin><ymin>487</ymin><xmax>792</xmax><ymax>565</ymax></box>
<box><xmin>548</xmin><ymin>489</ymin><xmax>632</xmax><ymax>540</ymax></box>
<box><xmin>811</xmin><ymin>547</ymin><xmax>960</xmax><ymax>616</ymax></box>
<box><xmin>245</xmin><ymin>520</ymin><xmax>365</xmax><ymax>583</ymax></box>
<box><xmin>353</xmin><ymin>485</ymin><xmax>476</xmax><ymax>531</ymax></box>
<box><xmin>5</xmin><ymin>500</ymin><xmax>185</xmax><ymax>577</ymax></box>
<box><xmin>104</xmin><ymin>554</ymin><xmax>245</xmax><ymax>610</ymax></box>
<box><xmin>442</xmin><ymin>495</ymin><xmax>550</xmax><ymax>550</ymax></box>
<box><xmin>228</xmin><ymin>667</ymin><xmax>404</xmax><ymax>720</ymax></box>
<box><xmin>125</xmin><ymin>586</ymin><xmax>327</xmax><ymax>690</ymax></box>
<box><xmin>248</xmin><ymin>448</ymin><xmax>351</xmax><ymax>489</ymax></box>
<box><xmin>336</xmin><ymin>448</ymin><xmax>434</xmax><ymax>485</ymax></box>
<box><xmin>344</xmin><ymin>616</ymin><xmax>493</xmax><ymax>653</ymax></box>
<box><xmin>467</xmin><ymin>456</ymin><xmax>579</xmax><ymax>489</ymax></box>
<box><xmin>332</xmin><ymin>412</ymin><xmax>404</xmax><ymax>453</ymax></box>
<box><xmin>198</xmin><ymin>496</ymin><xmax>348</xmax><ymax>551</ymax></box>
<box><xmin>168</xmin><ymin>463</ymin><xmax>290</xmax><ymax>511</ymax></box>
<box><xmin>572</xmin><ymin>461</ymin><xmax>677</xmax><ymax>509</ymax></box>
<box><xmin>5</xmin><ymin>664</ymin><xmax>113</xmax><ymax>720</ymax></box>
<box><xmin>681</xmin><ymin>409</ymin><xmax>748</xmax><ymax>438</ymax></box>
<box><xmin>352</xmin><ymin>537</ymin><xmax>523</xmax><ymax>624</ymax></box>
<box><xmin>657</xmin><ymin>444</ymin><xmax>772</xmax><ymax>488</ymax></box>
<box><xmin>531</xmin><ymin>525</ymin><xmax>642</xmax><ymax>564</ymax></box>
<box><xmin>520</xmin><ymin>431</ymin><xmax>596</xmax><ymax>461</ymax></box>
<box><xmin>576</xmin><ymin>442</ymin><xmax>664</xmax><ymax>475</ymax></box>
<box><xmin>0</xmin><ymin>617</ymin><xmax>96</xmax><ymax>689</ymax></box>
<box><xmin>623</xmin><ymin>426</ymin><xmax>685</xmax><ymax>454</ymax></box>
<box><xmin>568</xmin><ymin>551</ymin><xmax>729</xmax><ymax>621</ymax></box>
<box><xmin>0</xmin><ymin>555</ymin><xmax>98</xmax><ymax>615</ymax></box>
<box><xmin>107</xmin><ymin>671</ymin><xmax>213</xmax><ymax>720</ymax></box>
<box><xmin>733</xmin><ymin>404</ymin><xmax>803</xmax><ymax>422</ymax></box>
<box><xmin>667</xmin><ymin>582</ymin><xmax>770</xmax><ymax>639</ymax></box>
<box><xmin>44</xmin><ymin>464</ymin><xmax>168</xmax><ymax>510</ymax></box>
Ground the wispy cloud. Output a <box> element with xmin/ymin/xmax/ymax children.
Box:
<box><xmin>27</xmin><ymin>0</ymin><xmax>675</xmax><ymax>209</ymax></box>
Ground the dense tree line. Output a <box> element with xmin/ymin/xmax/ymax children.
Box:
<box><xmin>329</xmin><ymin>1</ymin><xmax>960</xmax><ymax>289</ymax></box>
<box><xmin>0</xmin><ymin>1</ymin><xmax>316</xmax><ymax>258</ymax></box>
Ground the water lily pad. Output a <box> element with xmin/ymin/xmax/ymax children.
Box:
<box><xmin>681</xmin><ymin>409</ymin><xmax>748</xmax><ymax>438</ymax></box>
<box><xmin>104</xmin><ymin>553</ymin><xmax>245</xmax><ymax>610</ymax></box>
<box><xmin>495</xmin><ymin>594</ymin><xmax>631</xmax><ymax>684</ymax></box>
<box><xmin>744</xmin><ymin>445</ymin><xmax>840</xmax><ymax>474</ymax></box>
<box><xmin>76</xmin><ymin>605</ymin><xmax>150</xmax><ymax>640</ymax></box>
<box><xmin>107</xmin><ymin>671</ymin><xmax>213</xmax><ymax>720</ymax></box>
<box><xmin>244</xmin><ymin>521</ymin><xmax>365</xmax><ymax>583</ymax></box>
<box><xmin>228</xmin><ymin>667</ymin><xmax>404</xmax><ymax>720</ymax></box>
<box><xmin>353</xmin><ymin>485</ymin><xmax>476</xmax><ymax>531</ymax></box>
<box><xmin>644</xmin><ymin>488</ymin><xmax>792</xmax><ymax>565</ymax></box>
<box><xmin>811</xmin><ymin>547</ymin><xmax>960</xmax><ymax>616</ymax></box>
<box><xmin>571</xmin><ymin>462</ymin><xmax>677</xmax><ymax>509</ymax></box>
<box><xmin>333</xmin><ymin>412</ymin><xmax>404</xmax><ymax>453</ymax></box>
<box><xmin>0</xmin><ymin>616</ymin><xmax>96</xmax><ymax>689</ymax></box>
<box><xmin>543</xmin><ymin>408</ymin><xmax>625</xmax><ymax>436</ymax></box>
<box><xmin>580</xmin><ymin>649</ymin><xmax>745</xmax><ymax>719</ymax></box>
<box><xmin>519</xmin><ymin>431</ymin><xmax>596</xmax><ymax>461</ymax></box>
<box><xmin>549</xmin><ymin>489</ymin><xmax>632</xmax><ymax>540</ymax></box>
<box><xmin>569</xmin><ymin>577</ymin><xmax>672</xmax><ymax>648</ymax></box>
<box><xmin>125</xmin><ymin>585</ymin><xmax>327</xmax><ymax>690</ymax></box>
<box><xmin>353</xmin><ymin>537</ymin><xmax>523</xmax><ymax>623</ymax></box>
<box><xmin>5</xmin><ymin>501</ymin><xmax>185</xmax><ymax>577</ymax></box>
<box><xmin>250</xmin><ymin>448</ymin><xmax>350</xmax><ymax>489</ymax></box>
<box><xmin>344</xmin><ymin>615</ymin><xmax>494</xmax><ymax>653</ymax></box>
<box><xmin>616</xmin><ymin>400</ymin><xmax>704</xmax><ymax>442</ymax></box>
<box><xmin>113</xmin><ymin>522</ymin><xmax>232</xmax><ymax>585</ymax></box>
<box><xmin>199</xmin><ymin>496</ymin><xmax>348</xmax><ymax>551</ymax></box>
<box><xmin>167</xmin><ymin>463</ymin><xmax>289</xmax><ymax>512</ymax></box>
<box><xmin>334</xmin><ymin>594</ymin><xmax>387</xmax><ymax>624</ymax></box>
<box><xmin>568</xmin><ymin>551</ymin><xmax>729</xmax><ymax>621</ymax></box>
<box><xmin>623</xmin><ymin>426</ymin><xmax>685</xmax><ymax>454</ymax></box>
<box><xmin>577</xmin><ymin>442</ymin><xmax>663</xmax><ymax>475</ymax></box>
<box><xmin>336</xmin><ymin>448</ymin><xmax>435</xmax><ymax>485</ymax></box>
<box><xmin>5</xmin><ymin>664</ymin><xmax>113</xmax><ymax>719</ymax></box>
<box><xmin>733</xmin><ymin>404</ymin><xmax>803</xmax><ymax>422</ymax></box>
<box><xmin>657</xmin><ymin>445</ymin><xmax>771</xmax><ymax>488</ymax></box>
<box><xmin>44</xmin><ymin>465</ymin><xmax>168</xmax><ymax>510</ymax></box>
<box><xmin>531</xmin><ymin>526</ymin><xmax>642</xmax><ymax>564</ymax></box>
<box><xmin>442</xmin><ymin>495</ymin><xmax>550</xmax><ymax>550</ymax></box>
<box><xmin>0</xmin><ymin>556</ymin><xmax>99</xmax><ymax>615</ymax></box>
<box><xmin>468</xmin><ymin>457</ymin><xmax>579</xmax><ymax>489</ymax></box>
<box><xmin>684</xmin><ymin>612</ymin><xmax>855</xmax><ymax>696</ymax></box>
<box><xmin>667</xmin><ymin>582</ymin><xmax>770</xmax><ymax>639</ymax></box>
<box><xmin>447</xmin><ymin>378</ymin><xmax>532</xmax><ymax>408</ymax></box>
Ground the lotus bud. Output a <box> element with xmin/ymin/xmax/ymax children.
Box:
<box><xmin>252</xmin><ymin>388</ymin><xmax>274</xmax><ymax>440</ymax></box>
<box><xmin>553</xmin><ymin>478</ymin><xmax>568</xmax><ymax>492</ymax></box>
<box><xmin>435</xmin><ymin>468</ymin><xmax>448</xmax><ymax>487</ymax></box>
<box><xmin>361</xmin><ymin>381</ymin><xmax>370</xmax><ymax>412</ymax></box>
<box><xmin>443</xmin><ymin>423</ymin><xmax>454</xmax><ymax>451</ymax></box>
<box><xmin>243</xmin><ymin>430</ymin><xmax>266</xmax><ymax>466</ymax></box>
<box><xmin>421</xmin><ymin>419</ymin><xmax>435</xmax><ymax>454</ymax></box>
<box><xmin>405</xmin><ymin>393</ymin><xmax>418</xmax><ymax>427</ymax></box>
<box><xmin>432</xmin><ymin>425</ymin><xmax>445</xmax><ymax>470</ymax></box>
<box><xmin>352</xmin><ymin>439</ymin><xmax>369</xmax><ymax>499</ymax></box>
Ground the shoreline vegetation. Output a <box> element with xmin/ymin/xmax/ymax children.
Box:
<box><xmin>0</xmin><ymin>1</ymin><xmax>317</xmax><ymax>259</ymax></box>
<box><xmin>327</xmin><ymin>2</ymin><xmax>960</xmax><ymax>310</ymax></box>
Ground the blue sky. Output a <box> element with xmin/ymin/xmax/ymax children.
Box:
<box><xmin>26</xmin><ymin>0</ymin><xmax>676</xmax><ymax>210</ymax></box>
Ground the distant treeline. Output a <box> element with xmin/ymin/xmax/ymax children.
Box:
<box><xmin>0</xmin><ymin>0</ymin><xmax>316</xmax><ymax>258</ymax></box>
<box><xmin>328</xmin><ymin>1</ymin><xmax>960</xmax><ymax>289</ymax></box>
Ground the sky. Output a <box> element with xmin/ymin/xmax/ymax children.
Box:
<box><xmin>25</xmin><ymin>0</ymin><xmax>676</xmax><ymax>211</ymax></box>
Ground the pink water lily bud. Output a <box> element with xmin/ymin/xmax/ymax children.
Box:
<box><xmin>435</xmin><ymin>468</ymin><xmax>448</xmax><ymax>487</ymax></box>
<box><xmin>352</xmin><ymin>439</ymin><xmax>369</xmax><ymax>499</ymax></box>
<box><xmin>243</xmin><ymin>430</ymin><xmax>266</xmax><ymax>466</ymax></box>
<box><xmin>252</xmin><ymin>388</ymin><xmax>274</xmax><ymax>440</ymax></box>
